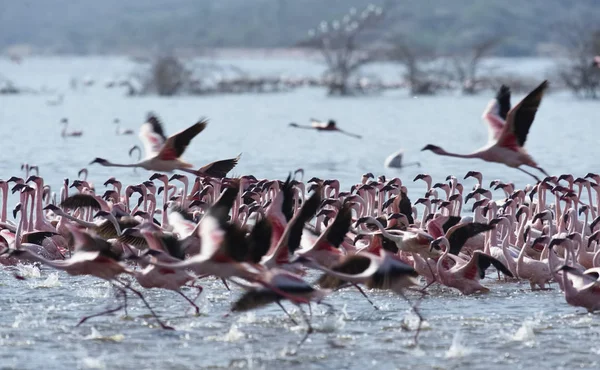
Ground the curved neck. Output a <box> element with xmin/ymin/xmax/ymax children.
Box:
<box><xmin>586</xmin><ymin>184</ymin><xmax>597</xmax><ymax>219</ymax></box>
<box><xmin>0</xmin><ymin>186</ymin><xmax>6</xmax><ymax>223</ymax></box>
<box><xmin>56</xmin><ymin>209</ymin><xmax>97</xmax><ymax>228</ymax></box>
<box><xmin>107</xmin><ymin>214</ymin><xmax>122</xmax><ymax>236</ymax></box>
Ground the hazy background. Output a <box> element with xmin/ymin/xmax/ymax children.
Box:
<box><xmin>1</xmin><ymin>0</ymin><xmax>598</xmax><ymax>56</ymax></box>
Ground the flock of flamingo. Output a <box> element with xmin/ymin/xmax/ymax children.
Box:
<box><xmin>2</xmin><ymin>79</ymin><xmax>599</xmax><ymax>348</ymax></box>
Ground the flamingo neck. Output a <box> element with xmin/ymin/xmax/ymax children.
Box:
<box><xmin>0</xmin><ymin>186</ymin><xmax>6</xmax><ymax>223</ymax></box>
<box><xmin>433</xmin><ymin>148</ymin><xmax>481</xmax><ymax>159</ymax></box>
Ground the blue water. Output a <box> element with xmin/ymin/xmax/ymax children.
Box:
<box><xmin>0</xmin><ymin>56</ymin><xmax>599</xmax><ymax>369</ymax></box>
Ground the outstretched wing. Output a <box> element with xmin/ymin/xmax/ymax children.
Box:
<box><xmin>310</xmin><ymin>118</ymin><xmax>325</xmax><ymax>128</ymax></box>
<box><xmin>446</xmin><ymin>222</ymin><xmax>495</xmax><ymax>255</ymax></box>
<box><xmin>139</xmin><ymin>114</ymin><xmax>167</xmax><ymax>158</ymax></box>
<box><xmin>482</xmin><ymin>85</ymin><xmax>510</xmax><ymax>143</ymax></box>
<box><xmin>497</xmin><ymin>81</ymin><xmax>548</xmax><ymax>150</ymax></box>
<box><xmin>157</xmin><ymin>119</ymin><xmax>207</xmax><ymax>160</ymax></box>
<box><xmin>196</xmin><ymin>154</ymin><xmax>241</xmax><ymax>178</ymax></box>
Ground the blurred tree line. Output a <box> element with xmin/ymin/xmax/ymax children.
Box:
<box><xmin>1</xmin><ymin>0</ymin><xmax>598</xmax><ymax>56</ymax></box>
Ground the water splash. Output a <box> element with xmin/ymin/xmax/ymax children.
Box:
<box><xmin>445</xmin><ymin>330</ymin><xmax>472</xmax><ymax>358</ymax></box>
<box><xmin>210</xmin><ymin>324</ymin><xmax>246</xmax><ymax>342</ymax></box>
<box><xmin>317</xmin><ymin>311</ymin><xmax>346</xmax><ymax>333</ymax></box>
<box><xmin>237</xmin><ymin>311</ymin><xmax>257</xmax><ymax>324</ymax></box>
<box><xmin>84</xmin><ymin>327</ymin><xmax>125</xmax><ymax>342</ymax></box>
<box><xmin>28</xmin><ymin>272</ymin><xmax>61</xmax><ymax>288</ymax></box>
<box><xmin>16</xmin><ymin>263</ymin><xmax>41</xmax><ymax>278</ymax></box>
<box><xmin>80</xmin><ymin>357</ymin><xmax>106</xmax><ymax>369</ymax></box>
<box><xmin>403</xmin><ymin>310</ymin><xmax>430</xmax><ymax>331</ymax></box>
<box><xmin>512</xmin><ymin>320</ymin><xmax>536</xmax><ymax>343</ymax></box>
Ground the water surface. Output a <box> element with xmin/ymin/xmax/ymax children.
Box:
<box><xmin>0</xmin><ymin>57</ymin><xmax>599</xmax><ymax>370</ymax></box>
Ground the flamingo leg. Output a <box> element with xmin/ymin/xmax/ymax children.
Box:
<box><xmin>76</xmin><ymin>304</ymin><xmax>124</xmax><ymax>327</ymax></box>
<box><xmin>276</xmin><ymin>301</ymin><xmax>298</xmax><ymax>325</ymax></box>
<box><xmin>76</xmin><ymin>283</ymin><xmax>127</xmax><ymax>326</ymax></box>
<box><xmin>420</xmin><ymin>261</ymin><xmax>438</xmax><ymax>292</ymax></box>
<box><xmin>176</xmin><ymin>290</ymin><xmax>201</xmax><ymax>315</ymax></box>
<box><xmin>296</xmin><ymin>305</ymin><xmax>313</xmax><ymax>349</ymax></box>
<box><xmin>516</xmin><ymin>167</ymin><xmax>541</xmax><ymax>182</ymax></box>
<box><xmin>116</xmin><ymin>279</ymin><xmax>174</xmax><ymax>330</ymax></box>
<box><xmin>398</xmin><ymin>291</ymin><xmax>424</xmax><ymax>346</ymax></box>
<box><xmin>352</xmin><ymin>283</ymin><xmax>379</xmax><ymax>310</ymax></box>
<box><xmin>221</xmin><ymin>278</ymin><xmax>231</xmax><ymax>291</ymax></box>
<box><xmin>191</xmin><ymin>285</ymin><xmax>204</xmax><ymax>302</ymax></box>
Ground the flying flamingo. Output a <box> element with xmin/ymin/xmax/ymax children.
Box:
<box><xmin>231</xmin><ymin>268</ymin><xmax>330</xmax><ymax>347</ymax></box>
<box><xmin>422</xmin><ymin>81</ymin><xmax>550</xmax><ymax>181</ymax></box>
<box><xmin>114</xmin><ymin>118</ymin><xmax>134</xmax><ymax>135</ymax></box>
<box><xmin>90</xmin><ymin>114</ymin><xmax>239</xmax><ymax>177</ymax></box>
<box><xmin>558</xmin><ymin>265</ymin><xmax>600</xmax><ymax>312</ymax></box>
<box><xmin>60</xmin><ymin>118</ymin><xmax>83</xmax><ymax>138</ymax></box>
<box><xmin>289</xmin><ymin>118</ymin><xmax>362</xmax><ymax>139</ymax></box>
<box><xmin>593</xmin><ymin>56</ymin><xmax>600</xmax><ymax>68</ymax></box>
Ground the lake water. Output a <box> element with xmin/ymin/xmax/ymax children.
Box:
<box><xmin>0</xmin><ymin>56</ymin><xmax>599</xmax><ymax>369</ymax></box>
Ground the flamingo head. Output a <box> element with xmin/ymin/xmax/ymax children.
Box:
<box><xmin>429</xmin><ymin>238</ymin><xmax>444</xmax><ymax>253</ymax></box>
<box><xmin>421</xmin><ymin>144</ymin><xmax>443</xmax><ymax>154</ymax></box>
<box><xmin>43</xmin><ymin>204</ymin><xmax>60</xmax><ymax>212</ymax></box>
<box><xmin>13</xmin><ymin>203</ymin><xmax>21</xmax><ymax>218</ymax></box>
<box><xmin>464</xmin><ymin>171</ymin><xmax>482</xmax><ymax>181</ymax></box>
<box><xmin>169</xmin><ymin>174</ymin><xmax>186</xmax><ymax>182</ymax></box>
<box><xmin>90</xmin><ymin>158</ymin><xmax>109</xmax><ymax>166</ymax></box>
<box><xmin>25</xmin><ymin>175</ymin><xmax>42</xmax><ymax>185</ymax></box>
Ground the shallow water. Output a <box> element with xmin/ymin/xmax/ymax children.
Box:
<box><xmin>1</xmin><ymin>57</ymin><xmax>599</xmax><ymax>369</ymax></box>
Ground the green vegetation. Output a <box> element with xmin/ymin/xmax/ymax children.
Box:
<box><xmin>1</xmin><ymin>0</ymin><xmax>598</xmax><ymax>56</ymax></box>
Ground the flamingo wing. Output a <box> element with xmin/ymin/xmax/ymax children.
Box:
<box><xmin>497</xmin><ymin>80</ymin><xmax>548</xmax><ymax>150</ymax></box>
<box><xmin>317</xmin><ymin>254</ymin><xmax>381</xmax><ymax>286</ymax></box>
<box><xmin>139</xmin><ymin>115</ymin><xmax>167</xmax><ymax>158</ymax></box>
<box><xmin>482</xmin><ymin>85</ymin><xmax>510</xmax><ymax>143</ymax></box>
<box><xmin>310</xmin><ymin>118</ymin><xmax>325</xmax><ymax>128</ymax></box>
<box><xmin>196</xmin><ymin>154</ymin><xmax>241</xmax><ymax>178</ymax></box>
<box><xmin>158</xmin><ymin>119</ymin><xmax>207</xmax><ymax>161</ymax></box>
<box><xmin>446</xmin><ymin>222</ymin><xmax>495</xmax><ymax>255</ymax></box>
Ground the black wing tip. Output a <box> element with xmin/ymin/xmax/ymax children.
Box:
<box><xmin>497</xmin><ymin>84</ymin><xmax>510</xmax><ymax>97</ymax></box>
<box><xmin>59</xmin><ymin>194</ymin><xmax>102</xmax><ymax>210</ymax></box>
<box><xmin>201</xmin><ymin>155</ymin><xmax>241</xmax><ymax>178</ymax></box>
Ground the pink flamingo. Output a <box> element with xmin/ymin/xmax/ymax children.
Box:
<box><xmin>433</xmin><ymin>233</ymin><xmax>513</xmax><ymax>295</ymax></box>
<box><xmin>133</xmin><ymin>228</ymin><xmax>203</xmax><ymax>314</ymax></box>
<box><xmin>422</xmin><ymin>81</ymin><xmax>550</xmax><ymax>181</ymax></box>
<box><xmin>90</xmin><ymin>114</ymin><xmax>239</xmax><ymax>177</ymax></box>
<box><xmin>558</xmin><ymin>265</ymin><xmax>600</xmax><ymax>312</ymax></box>
<box><xmin>289</xmin><ymin>118</ymin><xmax>362</xmax><ymax>139</ymax></box>
<box><xmin>231</xmin><ymin>267</ymin><xmax>330</xmax><ymax>347</ymax></box>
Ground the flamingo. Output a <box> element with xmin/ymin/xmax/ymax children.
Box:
<box><xmin>231</xmin><ymin>268</ymin><xmax>330</xmax><ymax>347</ymax></box>
<box><xmin>558</xmin><ymin>265</ymin><xmax>600</xmax><ymax>312</ymax></box>
<box><xmin>384</xmin><ymin>149</ymin><xmax>421</xmax><ymax>169</ymax></box>
<box><xmin>60</xmin><ymin>118</ymin><xmax>83</xmax><ymax>137</ymax></box>
<box><xmin>289</xmin><ymin>118</ymin><xmax>362</xmax><ymax>139</ymax></box>
<box><xmin>422</xmin><ymin>81</ymin><xmax>550</xmax><ymax>181</ymax></box>
<box><xmin>90</xmin><ymin>114</ymin><xmax>239</xmax><ymax>177</ymax></box>
<box><xmin>433</xmin><ymin>237</ymin><xmax>513</xmax><ymax>295</ymax></box>
<box><xmin>114</xmin><ymin>118</ymin><xmax>134</xmax><ymax>135</ymax></box>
